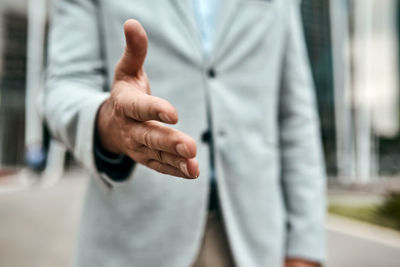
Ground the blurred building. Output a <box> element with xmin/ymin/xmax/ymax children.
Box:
<box><xmin>0</xmin><ymin>0</ymin><xmax>49</xmax><ymax>170</ymax></box>
<box><xmin>1</xmin><ymin>0</ymin><xmax>400</xmax><ymax>183</ymax></box>
<box><xmin>301</xmin><ymin>0</ymin><xmax>336</xmax><ymax>174</ymax></box>
<box><xmin>330</xmin><ymin>0</ymin><xmax>399</xmax><ymax>182</ymax></box>
<box><xmin>0</xmin><ymin>0</ymin><xmax>28</xmax><ymax>167</ymax></box>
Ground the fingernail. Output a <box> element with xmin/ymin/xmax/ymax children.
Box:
<box><xmin>179</xmin><ymin>161</ymin><xmax>189</xmax><ymax>177</ymax></box>
<box><xmin>176</xmin><ymin>143</ymin><xmax>188</xmax><ymax>157</ymax></box>
<box><xmin>159</xmin><ymin>113</ymin><xmax>172</xmax><ymax>123</ymax></box>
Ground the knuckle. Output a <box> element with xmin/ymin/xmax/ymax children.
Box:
<box><xmin>142</xmin><ymin>128</ymin><xmax>153</xmax><ymax>148</ymax></box>
<box><xmin>112</xmin><ymin>90</ymin><xmax>142</xmax><ymax>120</ymax></box>
<box><xmin>112</xmin><ymin>98</ymin><xmax>125</xmax><ymax>118</ymax></box>
<box><xmin>156</xmin><ymin>150</ymin><xmax>164</xmax><ymax>162</ymax></box>
<box><xmin>149</xmin><ymin>149</ymin><xmax>162</xmax><ymax>161</ymax></box>
<box><xmin>130</xmin><ymin>99</ymin><xmax>142</xmax><ymax>120</ymax></box>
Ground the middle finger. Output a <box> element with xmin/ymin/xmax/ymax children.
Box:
<box><xmin>131</xmin><ymin>120</ymin><xmax>197</xmax><ymax>158</ymax></box>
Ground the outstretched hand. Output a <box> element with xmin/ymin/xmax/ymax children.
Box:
<box><xmin>96</xmin><ymin>19</ymin><xmax>200</xmax><ymax>179</ymax></box>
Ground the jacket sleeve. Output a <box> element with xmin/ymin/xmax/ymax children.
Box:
<box><xmin>279</xmin><ymin>1</ymin><xmax>327</xmax><ymax>263</ymax></box>
<box><xmin>45</xmin><ymin>0</ymin><xmax>132</xmax><ymax>188</ymax></box>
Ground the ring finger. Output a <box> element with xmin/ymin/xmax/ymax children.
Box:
<box><xmin>142</xmin><ymin>147</ymin><xmax>198</xmax><ymax>178</ymax></box>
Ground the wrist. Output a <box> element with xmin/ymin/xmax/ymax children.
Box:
<box><xmin>96</xmin><ymin>99</ymin><xmax>123</xmax><ymax>155</ymax></box>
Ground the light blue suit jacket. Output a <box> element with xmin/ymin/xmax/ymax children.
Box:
<box><xmin>45</xmin><ymin>0</ymin><xmax>326</xmax><ymax>266</ymax></box>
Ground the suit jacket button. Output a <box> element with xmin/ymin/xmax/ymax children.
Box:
<box><xmin>207</xmin><ymin>68</ymin><xmax>216</xmax><ymax>78</ymax></box>
<box><xmin>201</xmin><ymin>130</ymin><xmax>211</xmax><ymax>144</ymax></box>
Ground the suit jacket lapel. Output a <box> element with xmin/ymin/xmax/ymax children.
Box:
<box><xmin>208</xmin><ymin>0</ymin><xmax>240</xmax><ymax>64</ymax></box>
<box><xmin>169</xmin><ymin>0</ymin><xmax>240</xmax><ymax>65</ymax></box>
<box><xmin>169</xmin><ymin>0</ymin><xmax>203</xmax><ymax>59</ymax></box>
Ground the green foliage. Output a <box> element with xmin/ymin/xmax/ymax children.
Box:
<box><xmin>376</xmin><ymin>192</ymin><xmax>400</xmax><ymax>230</ymax></box>
<box><xmin>328</xmin><ymin>204</ymin><xmax>379</xmax><ymax>225</ymax></box>
<box><xmin>328</xmin><ymin>193</ymin><xmax>400</xmax><ymax>231</ymax></box>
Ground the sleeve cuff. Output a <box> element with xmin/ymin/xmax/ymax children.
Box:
<box><xmin>94</xmin><ymin>127</ymin><xmax>135</xmax><ymax>182</ymax></box>
<box><xmin>285</xmin><ymin>224</ymin><xmax>326</xmax><ymax>265</ymax></box>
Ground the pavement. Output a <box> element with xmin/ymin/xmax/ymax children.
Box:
<box><xmin>0</xmin><ymin>169</ymin><xmax>400</xmax><ymax>267</ymax></box>
<box><xmin>0</xmin><ymin>168</ymin><xmax>85</xmax><ymax>267</ymax></box>
<box><xmin>326</xmin><ymin>215</ymin><xmax>400</xmax><ymax>267</ymax></box>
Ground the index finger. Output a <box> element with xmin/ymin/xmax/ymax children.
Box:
<box><xmin>115</xmin><ymin>85</ymin><xmax>178</xmax><ymax>124</ymax></box>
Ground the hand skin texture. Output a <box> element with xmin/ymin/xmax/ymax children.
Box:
<box><xmin>285</xmin><ymin>258</ymin><xmax>321</xmax><ymax>267</ymax></box>
<box><xmin>96</xmin><ymin>19</ymin><xmax>200</xmax><ymax>179</ymax></box>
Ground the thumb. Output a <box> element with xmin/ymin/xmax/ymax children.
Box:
<box><xmin>116</xmin><ymin>19</ymin><xmax>148</xmax><ymax>78</ymax></box>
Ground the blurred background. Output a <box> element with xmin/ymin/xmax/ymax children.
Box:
<box><xmin>1</xmin><ymin>0</ymin><xmax>400</xmax><ymax>266</ymax></box>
